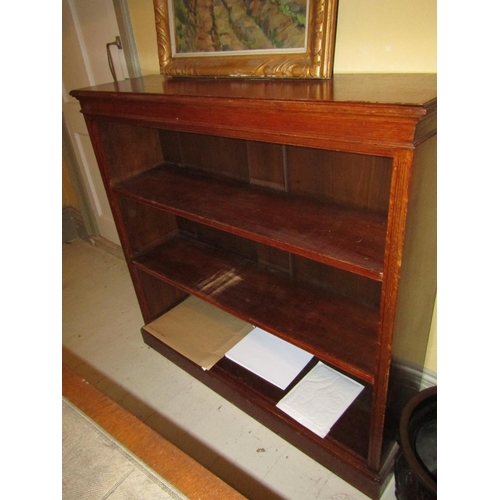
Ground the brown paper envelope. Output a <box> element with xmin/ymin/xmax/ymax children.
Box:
<box><xmin>143</xmin><ymin>296</ymin><xmax>254</xmax><ymax>370</ymax></box>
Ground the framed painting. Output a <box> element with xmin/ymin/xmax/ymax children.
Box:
<box><xmin>154</xmin><ymin>0</ymin><xmax>339</xmax><ymax>78</ymax></box>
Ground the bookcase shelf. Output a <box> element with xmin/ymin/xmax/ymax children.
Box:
<box><xmin>71</xmin><ymin>73</ymin><xmax>437</xmax><ymax>499</ymax></box>
<box><xmin>116</xmin><ymin>163</ymin><xmax>388</xmax><ymax>280</ymax></box>
<box><xmin>133</xmin><ymin>235</ymin><xmax>379</xmax><ymax>383</ymax></box>
<box><xmin>210</xmin><ymin>355</ymin><xmax>373</xmax><ymax>460</ymax></box>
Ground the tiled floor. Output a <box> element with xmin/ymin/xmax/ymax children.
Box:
<box><xmin>63</xmin><ymin>397</ymin><xmax>189</xmax><ymax>500</ymax></box>
<box><xmin>62</xmin><ymin>238</ymin><xmax>397</xmax><ymax>500</ymax></box>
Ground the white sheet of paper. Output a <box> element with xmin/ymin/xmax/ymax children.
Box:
<box><xmin>276</xmin><ymin>361</ymin><xmax>364</xmax><ymax>438</ymax></box>
<box><xmin>224</xmin><ymin>327</ymin><xmax>314</xmax><ymax>390</ymax></box>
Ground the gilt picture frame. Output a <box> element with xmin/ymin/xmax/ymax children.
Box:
<box><xmin>154</xmin><ymin>0</ymin><xmax>339</xmax><ymax>79</ymax></box>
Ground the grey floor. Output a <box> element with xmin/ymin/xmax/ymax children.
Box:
<box><xmin>62</xmin><ymin>238</ymin><xmax>397</xmax><ymax>500</ymax></box>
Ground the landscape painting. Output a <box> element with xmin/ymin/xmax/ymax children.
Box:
<box><xmin>154</xmin><ymin>0</ymin><xmax>339</xmax><ymax>78</ymax></box>
<box><xmin>171</xmin><ymin>0</ymin><xmax>308</xmax><ymax>55</ymax></box>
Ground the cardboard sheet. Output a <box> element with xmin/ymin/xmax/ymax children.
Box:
<box><xmin>276</xmin><ymin>361</ymin><xmax>364</xmax><ymax>438</ymax></box>
<box><xmin>224</xmin><ymin>327</ymin><xmax>314</xmax><ymax>389</ymax></box>
<box><xmin>142</xmin><ymin>296</ymin><xmax>254</xmax><ymax>370</ymax></box>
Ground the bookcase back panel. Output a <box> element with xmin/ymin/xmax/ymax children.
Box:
<box><xmin>286</xmin><ymin>147</ymin><xmax>392</xmax><ymax>214</ymax></box>
<box><xmin>292</xmin><ymin>255</ymin><xmax>382</xmax><ymax>308</ymax></box>
<box><xmin>157</xmin><ymin>130</ymin><xmax>391</xmax><ymax>217</ymax></box>
<box><xmin>177</xmin><ymin>133</ymin><xmax>250</xmax><ymax>181</ymax></box>
<box><xmin>181</xmin><ymin>219</ymin><xmax>381</xmax><ymax>307</ymax></box>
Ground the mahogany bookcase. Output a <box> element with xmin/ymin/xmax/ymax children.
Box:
<box><xmin>70</xmin><ymin>73</ymin><xmax>436</xmax><ymax>499</ymax></box>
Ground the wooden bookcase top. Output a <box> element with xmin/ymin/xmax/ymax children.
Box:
<box><xmin>70</xmin><ymin>74</ymin><xmax>437</xmax><ymax>155</ymax></box>
<box><xmin>71</xmin><ymin>73</ymin><xmax>436</xmax><ymax>107</ymax></box>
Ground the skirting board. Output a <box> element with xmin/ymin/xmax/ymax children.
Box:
<box><xmin>63</xmin><ymin>206</ymin><xmax>89</xmax><ymax>243</ymax></box>
<box><xmin>420</xmin><ymin>367</ymin><xmax>437</xmax><ymax>390</ymax></box>
<box><xmin>90</xmin><ymin>235</ymin><xmax>125</xmax><ymax>260</ymax></box>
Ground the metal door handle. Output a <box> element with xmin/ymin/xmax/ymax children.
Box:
<box><xmin>106</xmin><ymin>36</ymin><xmax>122</xmax><ymax>82</ymax></box>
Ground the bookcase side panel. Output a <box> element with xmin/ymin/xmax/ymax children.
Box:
<box><xmin>134</xmin><ymin>268</ymin><xmax>189</xmax><ymax>323</ymax></box>
<box><xmin>383</xmin><ymin>135</ymin><xmax>437</xmax><ymax>454</ymax></box>
<box><xmin>391</xmin><ymin>135</ymin><xmax>437</xmax><ymax>374</ymax></box>
<box><xmin>95</xmin><ymin>120</ymin><xmax>164</xmax><ymax>185</ymax></box>
<box><xmin>117</xmin><ymin>197</ymin><xmax>179</xmax><ymax>257</ymax></box>
<box><xmin>366</xmin><ymin>148</ymin><xmax>415</xmax><ymax>469</ymax></box>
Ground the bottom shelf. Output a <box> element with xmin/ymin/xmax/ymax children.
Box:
<box><xmin>211</xmin><ymin>356</ymin><xmax>372</xmax><ymax>459</ymax></box>
<box><xmin>138</xmin><ymin>295</ymin><xmax>395</xmax><ymax>499</ymax></box>
<box><xmin>133</xmin><ymin>235</ymin><xmax>379</xmax><ymax>383</ymax></box>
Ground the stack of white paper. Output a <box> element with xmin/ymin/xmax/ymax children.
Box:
<box><xmin>277</xmin><ymin>362</ymin><xmax>364</xmax><ymax>438</ymax></box>
<box><xmin>225</xmin><ymin>327</ymin><xmax>314</xmax><ymax>390</ymax></box>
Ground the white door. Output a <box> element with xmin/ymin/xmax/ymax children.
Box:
<box><xmin>62</xmin><ymin>0</ymin><xmax>130</xmax><ymax>245</ymax></box>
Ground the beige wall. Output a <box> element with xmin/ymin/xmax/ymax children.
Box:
<box><xmin>127</xmin><ymin>0</ymin><xmax>159</xmax><ymax>76</ymax></box>
<box><xmin>128</xmin><ymin>0</ymin><xmax>437</xmax><ymax>75</ymax></box>
<box><xmin>335</xmin><ymin>0</ymin><xmax>436</xmax><ymax>73</ymax></box>
<box><xmin>127</xmin><ymin>0</ymin><xmax>437</xmax><ymax>375</ymax></box>
<box><xmin>425</xmin><ymin>297</ymin><xmax>437</xmax><ymax>373</ymax></box>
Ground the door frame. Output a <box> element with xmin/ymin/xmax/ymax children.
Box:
<box><xmin>113</xmin><ymin>0</ymin><xmax>142</xmax><ymax>79</ymax></box>
<box><xmin>63</xmin><ymin>0</ymin><xmax>142</xmax><ymax>242</ymax></box>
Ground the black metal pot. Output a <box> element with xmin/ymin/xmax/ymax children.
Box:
<box><xmin>394</xmin><ymin>385</ymin><xmax>437</xmax><ymax>499</ymax></box>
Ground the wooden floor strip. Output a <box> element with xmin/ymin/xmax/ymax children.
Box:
<box><xmin>62</xmin><ymin>363</ymin><xmax>246</xmax><ymax>500</ymax></box>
